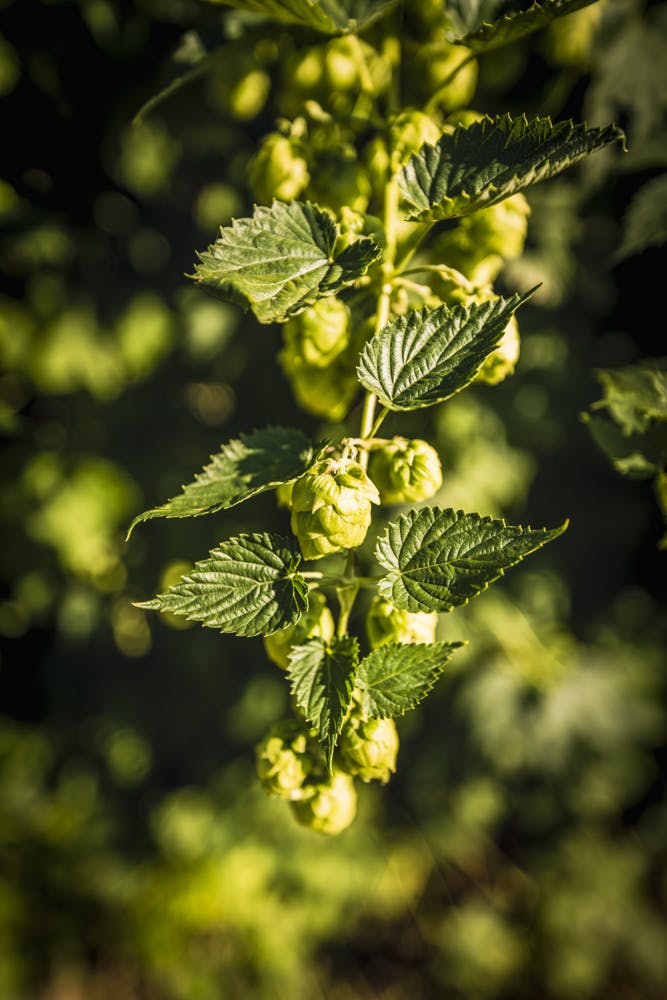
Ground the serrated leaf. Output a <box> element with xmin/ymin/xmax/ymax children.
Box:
<box><xmin>582</xmin><ymin>413</ymin><xmax>664</xmax><ymax>480</ymax></box>
<box><xmin>375</xmin><ymin>507</ymin><xmax>568</xmax><ymax>613</ymax></box>
<box><xmin>399</xmin><ymin>114</ymin><xmax>625</xmax><ymax>223</ymax></box>
<box><xmin>127</xmin><ymin>427</ymin><xmax>313</xmax><ymax>537</ymax></box>
<box><xmin>288</xmin><ymin>637</ymin><xmax>358</xmax><ymax>769</ymax></box>
<box><xmin>445</xmin><ymin>0</ymin><xmax>600</xmax><ymax>52</ymax></box>
<box><xmin>136</xmin><ymin>533</ymin><xmax>307</xmax><ymax>637</ymax></box>
<box><xmin>193</xmin><ymin>201</ymin><xmax>382</xmax><ymax>324</ymax></box>
<box><xmin>356</xmin><ymin>289</ymin><xmax>536</xmax><ymax>411</ymax></box>
<box><xmin>614</xmin><ymin>175</ymin><xmax>667</xmax><ymax>262</ymax></box>
<box><xmin>356</xmin><ymin>641</ymin><xmax>464</xmax><ymax>718</ymax></box>
<box><xmin>206</xmin><ymin>0</ymin><xmax>398</xmax><ymax>34</ymax></box>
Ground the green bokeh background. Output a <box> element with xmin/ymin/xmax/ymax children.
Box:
<box><xmin>1</xmin><ymin>1</ymin><xmax>666</xmax><ymax>997</ymax></box>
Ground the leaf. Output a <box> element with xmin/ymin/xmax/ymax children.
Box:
<box><xmin>592</xmin><ymin>359</ymin><xmax>667</xmax><ymax>435</ymax></box>
<box><xmin>581</xmin><ymin>413</ymin><xmax>664</xmax><ymax>481</ymax></box>
<box><xmin>205</xmin><ymin>0</ymin><xmax>399</xmax><ymax>34</ymax></box>
<box><xmin>136</xmin><ymin>533</ymin><xmax>307</xmax><ymax>637</ymax></box>
<box><xmin>614</xmin><ymin>174</ymin><xmax>667</xmax><ymax>262</ymax></box>
<box><xmin>356</xmin><ymin>289</ymin><xmax>536</xmax><ymax>411</ymax></box>
<box><xmin>375</xmin><ymin>507</ymin><xmax>568</xmax><ymax>613</ymax></box>
<box><xmin>288</xmin><ymin>637</ymin><xmax>359</xmax><ymax>769</ymax></box>
<box><xmin>356</xmin><ymin>641</ymin><xmax>464</xmax><ymax>718</ymax></box>
<box><xmin>445</xmin><ymin>0</ymin><xmax>600</xmax><ymax>52</ymax></box>
<box><xmin>192</xmin><ymin>201</ymin><xmax>382</xmax><ymax>324</ymax></box>
<box><xmin>399</xmin><ymin>114</ymin><xmax>625</xmax><ymax>223</ymax></box>
<box><xmin>127</xmin><ymin>427</ymin><xmax>313</xmax><ymax>537</ymax></box>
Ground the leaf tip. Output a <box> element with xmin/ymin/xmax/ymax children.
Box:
<box><xmin>132</xmin><ymin>599</ymin><xmax>160</xmax><ymax>611</ymax></box>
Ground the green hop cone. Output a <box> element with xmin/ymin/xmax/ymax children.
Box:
<box><xmin>275</xmin><ymin>479</ymin><xmax>294</xmax><ymax>510</ymax></box>
<box><xmin>406</xmin><ymin>40</ymin><xmax>478</xmax><ymax>113</ymax></box>
<box><xmin>305</xmin><ymin>155</ymin><xmax>372</xmax><ymax>216</ymax></box>
<box><xmin>369</xmin><ymin>437</ymin><xmax>442</xmax><ymax>505</ymax></box>
<box><xmin>248</xmin><ymin>133</ymin><xmax>310</xmax><ymax>204</ymax></box>
<box><xmin>474</xmin><ymin>316</ymin><xmax>521</xmax><ymax>386</ymax></box>
<box><xmin>256</xmin><ymin>719</ymin><xmax>318</xmax><ymax>801</ymax></box>
<box><xmin>281</xmin><ymin>298</ymin><xmax>351</xmax><ymax>369</ymax></box>
<box><xmin>435</xmin><ymin>193</ymin><xmax>530</xmax><ymax>285</ymax></box>
<box><xmin>366</xmin><ymin>595</ymin><xmax>438</xmax><ymax>649</ymax></box>
<box><xmin>339</xmin><ymin>714</ymin><xmax>399</xmax><ymax>784</ymax></box>
<box><xmin>290</xmin><ymin>768</ymin><xmax>357</xmax><ymax>835</ymax></box>
<box><xmin>263</xmin><ymin>591</ymin><xmax>335</xmax><ymax>670</ymax></box>
<box><xmin>290</xmin><ymin>456</ymin><xmax>380</xmax><ymax>560</ymax></box>
<box><xmin>389</xmin><ymin>109</ymin><xmax>442</xmax><ymax>169</ymax></box>
<box><xmin>282</xmin><ymin>357</ymin><xmax>359</xmax><ymax>422</ymax></box>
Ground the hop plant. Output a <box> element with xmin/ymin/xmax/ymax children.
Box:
<box><xmin>248</xmin><ymin>133</ymin><xmax>310</xmax><ymax>204</ymax></box>
<box><xmin>290</xmin><ymin>768</ymin><xmax>357</xmax><ymax>835</ymax></box>
<box><xmin>263</xmin><ymin>591</ymin><xmax>335</xmax><ymax>670</ymax></box>
<box><xmin>366</xmin><ymin>596</ymin><xmax>438</xmax><ymax>649</ymax></box>
<box><xmin>435</xmin><ymin>193</ymin><xmax>531</xmax><ymax>285</ymax></box>
<box><xmin>281</xmin><ymin>356</ymin><xmax>360</xmax><ymax>422</ymax></box>
<box><xmin>290</xmin><ymin>455</ymin><xmax>380</xmax><ymax>560</ymax></box>
<box><xmin>369</xmin><ymin>437</ymin><xmax>442</xmax><ymax>505</ymax></box>
<box><xmin>255</xmin><ymin>719</ymin><xmax>319</xmax><ymax>801</ymax></box>
<box><xmin>389</xmin><ymin>109</ymin><xmax>442</xmax><ymax>168</ymax></box>
<box><xmin>338</xmin><ymin>712</ymin><xmax>399</xmax><ymax>783</ymax></box>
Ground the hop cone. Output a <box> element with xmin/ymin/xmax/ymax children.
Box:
<box><xmin>263</xmin><ymin>591</ymin><xmax>335</xmax><ymax>670</ymax></box>
<box><xmin>290</xmin><ymin>768</ymin><xmax>357</xmax><ymax>835</ymax></box>
<box><xmin>339</xmin><ymin>714</ymin><xmax>399</xmax><ymax>784</ymax></box>
<box><xmin>369</xmin><ymin>437</ymin><xmax>442</xmax><ymax>505</ymax></box>
<box><xmin>291</xmin><ymin>457</ymin><xmax>380</xmax><ymax>560</ymax></box>
<box><xmin>366</xmin><ymin>595</ymin><xmax>438</xmax><ymax>649</ymax></box>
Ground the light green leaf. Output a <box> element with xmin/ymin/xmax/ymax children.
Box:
<box><xmin>356</xmin><ymin>289</ymin><xmax>536</xmax><ymax>411</ymax></box>
<box><xmin>375</xmin><ymin>507</ymin><xmax>568</xmax><ymax>613</ymax></box>
<box><xmin>136</xmin><ymin>533</ymin><xmax>308</xmax><ymax>637</ymax></box>
<box><xmin>593</xmin><ymin>360</ymin><xmax>667</xmax><ymax>435</ymax></box>
<box><xmin>614</xmin><ymin>174</ymin><xmax>667</xmax><ymax>262</ymax></box>
<box><xmin>399</xmin><ymin>114</ymin><xmax>625</xmax><ymax>222</ymax></box>
<box><xmin>445</xmin><ymin>0</ymin><xmax>600</xmax><ymax>52</ymax></box>
<box><xmin>205</xmin><ymin>0</ymin><xmax>398</xmax><ymax>34</ymax></box>
<box><xmin>288</xmin><ymin>637</ymin><xmax>359</xmax><ymax>768</ymax></box>
<box><xmin>193</xmin><ymin>201</ymin><xmax>382</xmax><ymax>324</ymax></box>
<box><xmin>127</xmin><ymin>427</ymin><xmax>313</xmax><ymax>537</ymax></box>
<box><xmin>356</xmin><ymin>641</ymin><xmax>464</xmax><ymax>718</ymax></box>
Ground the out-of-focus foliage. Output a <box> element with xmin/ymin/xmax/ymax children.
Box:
<box><xmin>1</xmin><ymin>0</ymin><xmax>665</xmax><ymax>998</ymax></box>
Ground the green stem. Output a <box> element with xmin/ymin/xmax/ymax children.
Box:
<box><xmin>424</xmin><ymin>51</ymin><xmax>476</xmax><ymax>116</ymax></box>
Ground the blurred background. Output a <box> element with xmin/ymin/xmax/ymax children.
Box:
<box><xmin>1</xmin><ymin>0</ymin><xmax>666</xmax><ymax>997</ymax></box>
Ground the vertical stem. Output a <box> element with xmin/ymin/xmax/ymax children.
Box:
<box><xmin>358</xmin><ymin>170</ymin><xmax>400</xmax><ymax>468</ymax></box>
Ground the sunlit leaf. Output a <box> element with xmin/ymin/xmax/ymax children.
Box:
<box><xmin>445</xmin><ymin>0</ymin><xmax>600</xmax><ymax>52</ymax></box>
<box><xmin>288</xmin><ymin>637</ymin><xmax>358</xmax><ymax>768</ymax></box>
<box><xmin>357</xmin><ymin>289</ymin><xmax>536</xmax><ymax>411</ymax></box>
<box><xmin>399</xmin><ymin>114</ymin><xmax>625</xmax><ymax>222</ymax></box>
<box><xmin>205</xmin><ymin>0</ymin><xmax>399</xmax><ymax>34</ymax></box>
<box><xmin>375</xmin><ymin>506</ymin><xmax>568</xmax><ymax>613</ymax></box>
<box><xmin>356</xmin><ymin>641</ymin><xmax>464</xmax><ymax>718</ymax></box>
<box><xmin>136</xmin><ymin>533</ymin><xmax>308</xmax><ymax>637</ymax></box>
<box><xmin>193</xmin><ymin>201</ymin><xmax>381</xmax><ymax>324</ymax></box>
<box><xmin>127</xmin><ymin>427</ymin><xmax>313</xmax><ymax>536</ymax></box>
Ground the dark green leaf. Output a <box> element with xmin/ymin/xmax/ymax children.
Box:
<box><xmin>399</xmin><ymin>114</ymin><xmax>625</xmax><ymax>222</ymax></box>
<box><xmin>288</xmin><ymin>637</ymin><xmax>359</xmax><ymax>769</ymax></box>
<box><xmin>614</xmin><ymin>175</ymin><xmax>667</xmax><ymax>262</ymax></box>
<box><xmin>193</xmin><ymin>201</ymin><xmax>382</xmax><ymax>324</ymax></box>
<box><xmin>356</xmin><ymin>641</ymin><xmax>464</xmax><ymax>718</ymax></box>
<box><xmin>375</xmin><ymin>507</ymin><xmax>568</xmax><ymax>613</ymax></box>
<box><xmin>356</xmin><ymin>289</ymin><xmax>536</xmax><ymax>411</ymax></box>
<box><xmin>446</xmin><ymin>0</ymin><xmax>600</xmax><ymax>52</ymax></box>
<box><xmin>127</xmin><ymin>427</ymin><xmax>313</xmax><ymax>537</ymax></box>
<box><xmin>136</xmin><ymin>534</ymin><xmax>307</xmax><ymax>637</ymax></box>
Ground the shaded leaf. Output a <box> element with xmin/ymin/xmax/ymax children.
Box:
<box><xmin>193</xmin><ymin>201</ymin><xmax>381</xmax><ymax>324</ymax></box>
<box><xmin>375</xmin><ymin>507</ymin><xmax>568</xmax><ymax>613</ymax></box>
<box><xmin>356</xmin><ymin>289</ymin><xmax>536</xmax><ymax>411</ymax></box>
<box><xmin>136</xmin><ymin>533</ymin><xmax>307</xmax><ymax>637</ymax></box>
<box><xmin>356</xmin><ymin>641</ymin><xmax>464</xmax><ymax>718</ymax></box>
<box><xmin>288</xmin><ymin>637</ymin><xmax>359</xmax><ymax>768</ymax></box>
<box><xmin>399</xmin><ymin>114</ymin><xmax>625</xmax><ymax>222</ymax></box>
<box><xmin>205</xmin><ymin>0</ymin><xmax>398</xmax><ymax>34</ymax></box>
<box><xmin>127</xmin><ymin>427</ymin><xmax>313</xmax><ymax>536</ymax></box>
<box><xmin>614</xmin><ymin>174</ymin><xmax>667</xmax><ymax>262</ymax></box>
<box><xmin>446</xmin><ymin>0</ymin><xmax>600</xmax><ymax>52</ymax></box>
